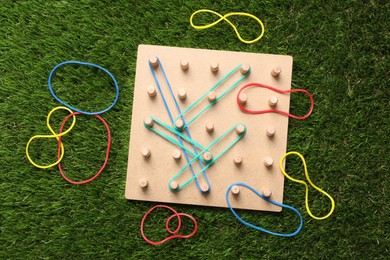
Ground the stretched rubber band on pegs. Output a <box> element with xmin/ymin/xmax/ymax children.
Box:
<box><xmin>26</xmin><ymin>106</ymin><xmax>76</xmax><ymax>169</ymax></box>
<box><xmin>149</xmin><ymin>57</ymin><xmax>211</xmax><ymax>193</ymax></box>
<box><xmin>226</xmin><ymin>182</ymin><xmax>303</xmax><ymax>237</ymax></box>
<box><xmin>144</xmin><ymin>116</ymin><xmax>213</xmax><ymax>162</ymax></box>
<box><xmin>48</xmin><ymin>60</ymin><xmax>119</xmax><ymax>115</ymax></box>
<box><xmin>140</xmin><ymin>205</ymin><xmax>198</xmax><ymax>245</ymax></box>
<box><xmin>57</xmin><ymin>112</ymin><xmax>111</xmax><ymax>185</ymax></box>
<box><xmin>174</xmin><ymin>64</ymin><xmax>250</xmax><ymax>130</ymax></box>
<box><xmin>168</xmin><ymin>124</ymin><xmax>246</xmax><ymax>191</ymax></box>
<box><xmin>190</xmin><ymin>9</ymin><xmax>265</xmax><ymax>44</ymax></box>
<box><xmin>280</xmin><ymin>151</ymin><xmax>335</xmax><ymax>220</ymax></box>
<box><xmin>237</xmin><ymin>83</ymin><xmax>314</xmax><ymax>120</ymax></box>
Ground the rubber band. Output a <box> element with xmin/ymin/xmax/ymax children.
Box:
<box><xmin>280</xmin><ymin>151</ymin><xmax>335</xmax><ymax>220</ymax></box>
<box><xmin>26</xmin><ymin>106</ymin><xmax>76</xmax><ymax>169</ymax></box>
<box><xmin>237</xmin><ymin>83</ymin><xmax>314</xmax><ymax>120</ymax></box>
<box><xmin>226</xmin><ymin>182</ymin><xmax>303</xmax><ymax>237</ymax></box>
<box><xmin>140</xmin><ymin>205</ymin><xmax>198</xmax><ymax>245</ymax></box>
<box><xmin>149</xmin><ymin>57</ymin><xmax>211</xmax><ymax>193</ymax></box>
<box><xmin>169</xmin><ymin>124</ymin><xmax>246</xmax><ymax>191</ymax></box>
<box><xmin>144</xmin><ymin>116</ymin><xmax>213</xmax><ymax>161</ymax></box>
<box><xmin>48</xmin><ymin>60</ymin><xmax>119</xmax><ymax>115</ymax></box>
<box><xmin>174</xmin><ymin>64</ymin><xmax>250</xmax><ymax>130</ymax></box>
<box><xmin>190</xmin><ymin>9</ymin><xmax>265</xmax><ymax>44</ymax></box>
<box><xmin>57</xmin><ymin>112</ymin><xmax>111</xmax><ymax>185</ymax></box>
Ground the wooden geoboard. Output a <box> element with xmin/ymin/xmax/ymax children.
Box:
<box><xmin>125</xmin><ymin>45</ymin><xmax>293</xmax><ymax>212</ymax></box>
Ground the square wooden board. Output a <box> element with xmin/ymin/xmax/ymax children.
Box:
<box><xmin>125</xmin><ymin>45</ymin><xmax>293</xmax><ymax>212</ymax></box>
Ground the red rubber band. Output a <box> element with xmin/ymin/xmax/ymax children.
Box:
<box><xmin>237</xmin><ymin>83</ymin><xmax>314</xmax><ymax>120</ymax></box>
<box><xmin>57</xmin><ymin>112</ymin><xmax>111</xmax><ymax>185</ymax></box>
<box><xmin>140</xmin><ymin>205</ymin><xmax>198</xmax><ymax>245</ymax></box>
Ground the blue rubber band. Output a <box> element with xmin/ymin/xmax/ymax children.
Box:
<box><xmin>148</xmin><ymin>58</ymin><xmax>211</xmax><ymax>193</ymax></box>
<box><xmin>226</xmin><ymin>182</ymin><xmax>303</xmax><ymax>237</ymax></box>
<box><xmin>48</xmin><ymin>61</ymin><xmax>120</xmax><ymax>115</ymax></box>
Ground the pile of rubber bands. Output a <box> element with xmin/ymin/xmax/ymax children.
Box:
<box><xmin>26</xmin><ymin>61</ymin><xmax>119</xmax><ymax>184</ymax></box>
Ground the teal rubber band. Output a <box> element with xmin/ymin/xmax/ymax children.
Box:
<box><xmin>168</xmin><ymin>123</ymin><xmax>246</xmax><ymax>191</ymax></box>
<box><xmin>174</xmin><ymin>64</ymin><xmax>250</xmax><ymax>130</ymax></box>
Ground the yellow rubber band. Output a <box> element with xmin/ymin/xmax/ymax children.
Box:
<box><xmin>190</xmin><ymin>9</ymin><xmax>265</xmax><ymax>44</ymax></box>
<box><xmin>26</xmin><ymin>106</ymin><xmax>76</xmax><ymax>169</ymax></box>
<box><xmin>280</xmin><ymin>151</ymin><xmax>335</xmax><ymax>220</ymax></box>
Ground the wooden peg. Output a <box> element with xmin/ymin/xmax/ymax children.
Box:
<box><xmin>141</xmin><ymin>148</ymin><xmax>151</xmax><ymax>158</ymax></box>
<box><xmin>262</xmin><ymin>189</ymin><xmax>272</xmax><ymax>198</ymax></box>
<box><xmin>268</xmin><ymin>96</ymin><xmax>278</xmax><ymax>107</ymax></box>
<box><xmin>139</xmin><ymin>178</ymin><xmax>149</xmax><ymax>188</ymax></box>
<box><xmin>235</xmin><ymin>125</ymin><xmax>245</xmax><ymax>135</ymax></box>
<box><xmin>234</xmin><ymin>155</ymin><xmax>243</xmax><ymax>165</ymax></box>
<box><xmin>144</xmin><ymin>117</ymin><xmax>154</xmax><ymax>127</ymax></box>
<box><xmin>266</xmin><ymin>127</ymin><xmax>276</xmax><ymax>137</ymax></box>
<box><xmin>231</xmin><ymin>185</ymin><xmax>240</xmax><ymax>195</ymax></box>
<box><xmin>170</xmin><ymin>181</ymin><xmax>179</xmax><ymax>190</ymax></box>
<box><xmin>205</xmin><ymin>122</ymin><xmax>214</xmax><ymax>133</ymax></box>
<box><xmin>180</xmin><ymin>59</ymin><xmax>189</xmax><ymax>70</ymax></box>
<box><xmin>202</xmin><ymin>152</ymin><xmax>213</xmax><ymax>162</ymax></box>
<box><xmin>178</xmin><ymin>88</ymin><xmax>187</xmax><ymax>100</ymax></box>
<box><xmin>200</xmin><ymin>184</ymin><xmax>209</xmax><ymax>193</ymax></box>
<box><xmin>271</xmin><ymin>66</ymin><xmax>282</xmax><ymax>77</ymax></box>
<box><xmin>147</xmin><ymin>86</ymin><xmax>157</xmax><ymax>97</ymax></box>
<box><xmin>208</xmin><ymin>91</ymin><xmax>217</xmax><ymax>102</ymax></box>
<box><xmin>210</xmin><ymin>62</ymin><xmax>219</xmax><ymax>73</ymax></box>
<box><xmin>238</xmin><ymin>93</ymin><xmax>248</xmax><ymax>105</ymax></box>
<box><xmin>240</xmin><ymin>64</ymin><xmax>250</xmax><ymax>74</ymax></box>
<box><xmin>175</xmin><ymin>119</ymin><xmax>184</xmax><ymax>130</ymax></box>
<box><xmin>172</xmin><ymin>150</ymin><xmax>182</xmax><ymax>160</ymax></box>
<box><xmin>149</xmin><ymin>56</ymin><xmax>159</xmax><ymax>68</ymax></box>
<box><xmin>264</xmin><ymin>157</ymin><xmax>274</xmax><ymax>167</ymax></box>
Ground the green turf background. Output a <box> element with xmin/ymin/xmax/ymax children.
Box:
<box><xmin>1</xmin><ymin>0</ymin><xmax>389</xmax><ymax>258</ymax></box>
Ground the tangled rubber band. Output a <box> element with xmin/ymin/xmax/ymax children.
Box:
<box><xmin>226</xmin><ymin>182</ymin><xmax>303</xmax><ymax>237</ymax></box>
<box><xmin>48</xmin><ymin>60</ymin><xmax>119</xmax><ymax>115</ymax></box>
<box><xmin>57</xmin><ymin>112</ymin><xmax>111</xmax><ymax>185</ymax></box>
<box><xmin>26</xmin><ymin>106</ymin><xmax>76</xmax><ymax>169</ymax></box>
<box><xmin>140</xmin><ymin>205</ymin><xmax>198</xmax><ymax>245</ymax></box>
<box><xmin>280</xmin><ymin>151</ymin><xmax>335</xmax><ymax>220</ymax></box>
<box><xmin>190</xmin><ymin>9</ymin><xmax>265</xmax><ymax>44</ymax></box>
<box><xmin>237</xmin><ymin>83</ymin><xmax>314</xmax><ymax>120</ymax></box>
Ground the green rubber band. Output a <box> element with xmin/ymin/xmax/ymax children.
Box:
<box><xmin>168</xmin><ymin>123</ymin><xmax>246</xmax><ymax>191</ymax></box>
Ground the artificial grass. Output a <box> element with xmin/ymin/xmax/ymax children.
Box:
<box><xmin>1</xmin><ymin>0</ymin><xmax>389</xmax><ymax>258</ymax></box>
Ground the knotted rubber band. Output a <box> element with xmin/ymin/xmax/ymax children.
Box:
<box><xmin>57</xmin><ymin>112</ymin><xmax>111</xmax><ymax>185</ymax></box>
<box><xmin>140</xmin><ymin>205</ymin><xmax>198</xmax><ymax>245</ymax></box>
<box><xmin>26</xmin><ymin>106</ymin><xmax>76</xmax><ymax>169</ymax></box>
<box><xmin>280</xmin><ymin>151</ymin><xmax>335</xmax><ymax>220</ymax></box>
<box><xmin>237</xmin><ymin>83</ymin><xmax>314</xmax><ymax>120</ymax></box>
<box><xmin>190</xmin><ymin>9</ymin><xmax>265</xmax><ymax>44</ymax></box>
<box><xmin>48</xmin><ymin>60</ymin><xmax>119</xmax><ymax>115</ymax></box>
<box><xmin>226</xmin><ymin>182</ymin><xmax>303</xmax><ymax>237</ymax></box>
